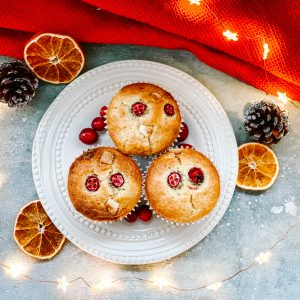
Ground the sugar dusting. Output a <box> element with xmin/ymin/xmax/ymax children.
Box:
<box><xmin>271</xmin><ymin>196</ymin><xmax>298</xmax><ymax>217</ymax></box>
<box><xmin>271</xmin><ymin>206</ymin><xmax>284</xmax><ymax>214</ymax></box>
<box><xmin>284</xmin><ymin>201</ymin><xmax>298</xmax><ymax>217</ymax></box>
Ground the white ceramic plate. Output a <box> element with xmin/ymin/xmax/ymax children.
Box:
<box><xmin>32</xmin><ymin>60</ymin><xmax>238</xmax><ymax>265</ymax></box>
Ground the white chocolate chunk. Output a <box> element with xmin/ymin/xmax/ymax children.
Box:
<box><xmin>139</xmin><ymin>124</ymin><xmax>153</xmax><ymax>137</ymax></box>
<box><xmin>106</xmin><ymin>199</ymin><xmax>119</xmax><ymax>214</ymax></box>
<box><xmin>151</xmin><ymin>92</ymin><xmax>161</xmax><ymax>99</ymax></box>
<box><xmin>100</xmin><ymin>151</ymin><xmax>114</xmax><ymax>165</ymax></box>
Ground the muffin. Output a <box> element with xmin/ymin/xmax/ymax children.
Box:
<box><xmin>107</xmin><ymin>83</ymin><xmax>181</xmax><ymax>156</ymax></box>
<box><xmin>145</xmin><ymin>148</ymin><xmax>220</xmax><ymax>223</ymax></box>
<box><xmin>68</xmin><ymin>147</ymin><xmax>142</xmax><ymax>221</ymax></box>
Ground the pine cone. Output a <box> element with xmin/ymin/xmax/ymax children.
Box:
<box><xmin>244</xmin><ymin>100</ymin><xmax>289</xmax><ymax>144</ymax></box>
<box><xmin>0</xmin><ymin>60</ymin><xmax>38</xmax><ymax>108</ymax></box>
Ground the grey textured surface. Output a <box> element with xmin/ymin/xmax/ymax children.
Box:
<box><xmin>0</xmin><ymin>44</ymin><xmax>299</xmax><ymax>300</ymax></box>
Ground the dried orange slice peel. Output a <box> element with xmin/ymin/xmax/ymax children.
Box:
<box><xmin>14</xmin><ymin>200</ymin><xmax>65</xmax><ymax>259</ymax></box>
<box><xmin>237</xmin><ymin>143</ymin><xmax>279</xmax><ymax>190</ymax></box>
<box><xmin>24</xmin><ymin>33</ymin><xmax>84</xmax><ymax>84</ymax></box>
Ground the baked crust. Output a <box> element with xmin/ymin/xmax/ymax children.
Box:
<box><xmin>145</xmin><ymin>149</ymin><xmax>220</xmax><ymax>223</ymax></box>
<box><xmin>107</xmin><ymin>83</ymin><xmax>181</xmax><ymax>156</ymax></box>
<box><xmin>68</xmin><ymin>147</ymin><xmax>142</xmax><ymax>221</ymax></box>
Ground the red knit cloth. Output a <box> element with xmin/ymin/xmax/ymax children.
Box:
<box><xmin>0</xmin><ymin>0</ymin><xmax>299</xmax><ymax>100</ymax></box>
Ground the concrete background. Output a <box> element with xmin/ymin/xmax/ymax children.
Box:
<box><xmin>0</xmin><ymin>44</ymin><xmax>299</xmax><ymax>300</ymax></box>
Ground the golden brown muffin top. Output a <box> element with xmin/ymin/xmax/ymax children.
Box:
<box><xmin>145</xmin><ymin>148</ymin><xmax>220</xmax><ymax>223</ymax></box>
<box><xmin>68</xmin><ymin>147</ymin><xmax>142</xmax><ymax>221</ymax></box>
<box><xmin>107</xmin><ymin>83</ymin><xmax>181</xmax><ymax>156</ymax></box>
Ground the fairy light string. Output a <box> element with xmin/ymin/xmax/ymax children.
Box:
<box><xmin>189</xmin><ymin>0</ymin><xmax>298</xmax><ymax>106</ymax></box>
<box><xmin>2</xmin><ymin>220</ymin><xmax>299</xmax><ymax>293</ymax></box>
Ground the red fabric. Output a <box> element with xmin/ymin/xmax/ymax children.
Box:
<box><xmin>0</xmin><ymin>0</ymin><xmax>299</xmax><ymax>100</ymax></box>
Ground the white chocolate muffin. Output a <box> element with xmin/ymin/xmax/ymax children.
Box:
<box><xmin>68</xmin><ymin>147</ymin><xmax>142</xmax><ymax>221</ymax></box>
<box><xmin>145</xmin><ymin>148</ymin><xmax>220</xmax><ymax>223</ymax></box>
<box><xmin>107</xmin><ymin>83</ymin><xmax>182</xmax><ymax>156</ymax></box>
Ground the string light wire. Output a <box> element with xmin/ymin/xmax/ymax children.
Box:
<box><xmin>2</xmin><ymin>220</ymin><xmax>299</xmax><ymax>293</ymax></box>
<box><xmin>190</xmin><ymin>0</ymin><xmax>298</xmax><ymax>107</ymax></box>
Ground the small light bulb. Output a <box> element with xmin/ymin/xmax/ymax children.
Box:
<box><xmin>7</xmin><ymin>263</ymin><xmax>24</xmax><ymax>278</ymax></box>
<box><xmin>189</xmin><ymin>0</ymin><xmax>201</xmax><ymax>5</ymax></box>
<box><xmin>263</xmin><ymin>43</ymin><xmax>269</xmax><ymax>60</ymax></box>
<box><xmin>223</xmin><ymin>30</ymin><xmax>238</xmax><ymax>41</ymax></box>
<box><xmin>57</xmin><ymin>276</ymin><xmax>70</xmax><ymax>293</ymax></box>
<box><xmin>255</xmin><ymin>251</ymin><xmax>272</xmax><ymax>265</ymax></box>
<box><xmin>277</xmin><ymin>91</ymin><xmax>290</xmax><ymax>104</ymax></box>
<box><xmin>95</xmin><ymin>279</ymin><xmax>112</xmax><ymax>290</ymax></box>
<box><xmin>206</xmin><ymin>281</ymin><xmax>223</xmax><ymax>291</ymax></box>
<box><xmin>153</xmin><ymin>276</ymin><xmax>169</xmax><ymax>289</ymax></box>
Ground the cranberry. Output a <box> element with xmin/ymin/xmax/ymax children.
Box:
<box><xmin>138</xmin><ymin>205</ymin><xmax>152</xmax><ymax>222</ymax></box>
<box><xmin>125</xmin><ymin>210</ymin><xmax>138</xmax><ymax>223</ymax></box>
<box><xmin>91</xmin><ymin>117</ymin><xmax>106</xmax><ymax>131</ymax></box>
<box><xmin>178</xmin><ymin>143</ymin><xmax>194</xmax><ymax>149</ymax></box>
<box><xmin>131</xmin><ymin>102</ymin><xmax>146</xmax><ymax>116</ymax></box>
<box><xmin>79</xmin><ymin>128</ymin><xmax>98</xmax><ymax>145</ymax></box>
<box><xmin>100</xmin><ymin>106</ymin><xmax>108</xmax><ymax>117</ymax></box>
<box><xmin>188</xmin><ymin>167</ymin><xmax>204</xmax><ymax>185</ymax></box>
<box><xmin>110</xmin><ymin>173</ymin><xmax>124</xmax><ymax>188</ymax></box>
<box><xmin>178</xmin><ymin>122</ymin><xmax>189</xmax><ymax>142</ymax></box>
<box><xmin>85</xmin><ymin>176</ymin><xmax>100</xmax><ymax>192</ymax></box>
<box><xmin>164</xmin><ymin>104</ymin><xmax>175</xmax><ymax>116</ymax></box>
<box><xmin>167</xmin><ymin>172</ymin><xmax>182</xmax><ymax>189</ymax></box>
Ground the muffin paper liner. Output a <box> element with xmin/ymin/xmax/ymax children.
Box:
<box><xmin>174</xmin><ymin>117</ymin><xmax>191</xmax><ymax>145</ymax></box>
<box><xmin>103</xmin><ymin>115</ymin><xmax>108</xmax><ymax>130</ymax></box>
<box><xmin>142</xmin><ymin>146</ymin><xmax>208</xmax><ymax>226</ymax></box>
<box><xmin>76</xmin><ymin>144</ymin><xmax>143</xmax><ymax>224</ymax></box>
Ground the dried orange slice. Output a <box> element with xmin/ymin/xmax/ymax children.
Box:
<box><xmin>24</xmin><ymin>33</ymin><xmax>84</xmax><ymax>84</ymax></box>
<box><xmin>14</xmin><ymin>200</ymin><xmax>65</xmax><ymax>259</ymax></box>
<box><xmin>237</xmin><ymin>143</ymin><xmax>279</xmax><ymax>190</ymax></box>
